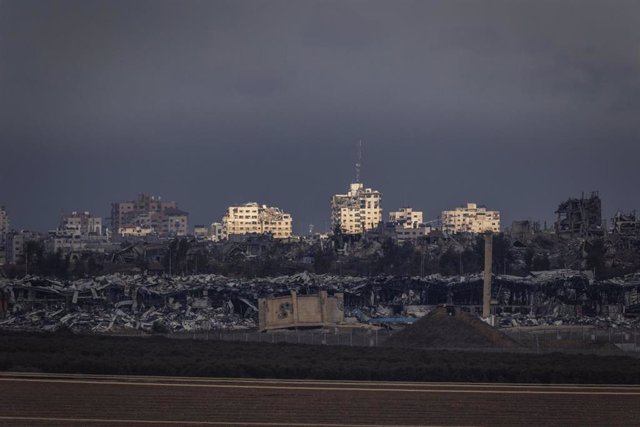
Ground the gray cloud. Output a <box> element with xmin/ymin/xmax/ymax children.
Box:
<box><xmin>1</xmin><ymin>0</ymin><xmax>639</xmax><ymax>233</ymax></box>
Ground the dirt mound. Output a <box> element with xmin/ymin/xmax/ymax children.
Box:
<box><xmin>383</xmin><ymin>306</ymin><xmax>519</xmax><ymax>350</ymax></box>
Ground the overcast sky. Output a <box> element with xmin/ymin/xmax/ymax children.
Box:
<box><xmin>1</xmin><ymin>0</ymin><xmax>639</xmax><ymax>234</ymax></box>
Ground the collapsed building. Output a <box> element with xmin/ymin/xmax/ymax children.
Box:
<box><xmin>612</xmin><ymin>211</ymin><xmax>640</xmax><ymax>239</ymax></box>
<box><xmin>555</xmin><ymin>192</ymin><xmax>604</xmax><ymax>239</ymax></box>
<box><xmin>2</xmin><ymin>270</ymin><xmax>640</xmax><ymax>333</ymax></box>
<box><xmin>259</xmin><ymin>291</ymin><xmax>344</xmax><ymax>331</ymax></box>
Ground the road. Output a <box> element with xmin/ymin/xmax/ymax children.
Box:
<box><xmin>0</xmin><ymin>372</ymin><xmax>639</xmax><ymax>426</ymax></box>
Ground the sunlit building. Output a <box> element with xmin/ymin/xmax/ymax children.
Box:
<box><xmin>222</xmin><ymin>203</ymin><xmax>292</xmax><ymax>239</ymax></box>
<box><xmin>389</xmin><ymin>207</ymin><xmax>423</xmax><ymax>229</ymax></box>
<box><xmin>442</xmin><ymin>203</ymin><xmax>500</xmax><ymax>234</ymax></box>
<box><xmin>331</xmin><ymin>183</ymin><xmax>382</xmax><ymax>234</ymax></box>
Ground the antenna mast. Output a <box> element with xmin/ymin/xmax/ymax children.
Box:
<box><xmin>355</xmin><ymin>140</ymin><xmax>362</xmax><ymax>183</ymax></box>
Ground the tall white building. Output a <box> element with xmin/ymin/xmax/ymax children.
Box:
<box><xmin>331</xmin><ymin>183</ymin><xmax>382</xmax><ymax>234</ymax></box>
<box><xmin>442</xmin><ymin>203</ymin><xmax>500</xmax><ymax>234</ymax></box>
<box><xmin>222</xmin><ymin>203</ymin><xmax>293</xmax><ymax>239</ymax></box>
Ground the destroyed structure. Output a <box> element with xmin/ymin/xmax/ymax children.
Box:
<box><xmin>612</xmin><ymin>211</ymin><xmax>640</xmax><ymax>239</ymax></box>
<box><xmin>384</xmin><ymin>207</ymin><xmax>432</xmax><ymax>243</ymax></box>
<box><xmin>0</xmin><ymin>206</ymin><xmax>8</xmax><ymax>265</ymax></box>
<box><xmin>222</xmin><ymin>203</ymin><xmax>293</xmax><ymax>239</ymax></box>
<box><xmin>2</xmin><ymin>270</ymin><xmax>640</xmax><ymax>333</ymax></box>
<box><xmin>259</xmin><ymin>290</ymin><xmax>344</xmax><ymax>331</ymax></box>
<box><xmin>111</xmin><ymin>193</ymin><xmax>189</xmax><ymax>238</ymax></box>
<box><xmin>555</xmin><ymin>192</ymin><xmax>603</xmax><ymax>239</ymax></box>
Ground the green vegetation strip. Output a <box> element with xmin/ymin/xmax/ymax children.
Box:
<box><xmin>1</xmin><ymin>331</ymin><xmax>639</xmax><ymax>384</ymax></box>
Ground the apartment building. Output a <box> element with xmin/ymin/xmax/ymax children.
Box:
<box><xmin>5</xmin><ymin>230</ymin><xmax>41</xmax><ymax>265</ymax></box>
<box><xmin>60</xmin><ymin>211</ymin><xmax>102</xmax><ymax>235</ymax></box>
<box><xmin>222</xmin><ymin>203</ymin><xmax>292</xmax><ymax>239</ymax></box>
<box><xmin>389</xmin><ymin>207</ymin><xmax>423</xmax><ymax>229</ymax></box>
<box><xmin>442</xmin><ymin>203</ymin><xmax>500</xmax><ymax>234</ymax></box>
<box><xmin>331</xmin><ymin>182</ymin><xmax>382</xmax><ymax>234</ymax></box>
<box><xmin>111</xmin><ymin>194</ymin><xmax>188</xmax><ymax>237</ymax></box>
<box><xmin>210</xmin><ymin>222</ymin><xmax>224</xmax><ymax>242</ymax></box>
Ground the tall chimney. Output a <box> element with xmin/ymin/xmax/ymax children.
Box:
<box><xmin>483</xmin><ymin>232</ymin><xmax>493</xmax><ymax>319</ymax></box>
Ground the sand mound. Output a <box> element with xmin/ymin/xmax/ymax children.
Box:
<box><xmin>383</xmin><ymin>306</ymin><xmax>519</xmax><ymax>350</ymax></box>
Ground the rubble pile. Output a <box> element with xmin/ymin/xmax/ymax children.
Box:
<box><xmin>383</xmin><ymin>306</ymin><xmax>519</xmax><ymax>349</ymax></box>
<box><xmin>1</xmin><ymin>270</ymin><xmax>640</xmax><ymax>333</ymax></box>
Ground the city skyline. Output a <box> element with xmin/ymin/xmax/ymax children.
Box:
<box><xmin>2</xmin><ymin>1</ymin><xmax>639</xmax><ymax>234</ymax></box>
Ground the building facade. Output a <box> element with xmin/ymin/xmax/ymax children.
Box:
<box><xmin>111</xmin><ymin>194</ymin><xmax>188</xmax><ymax>238</ymax></box>
<box><xmin>0</xmin><ymin>206</ymin><xmax>8</xmax><ymax>240</ymax></box>
<box><xmin>60</xmin><ymin>211</ymin><xmax>102</xmax><ymax>235</ymax></box>
<box><xmin>389</xmin><ymin>207</ymin><xmax>423</xmax><ymax>228</ymax></box>
<box><xmin>555</xmin><ymin>192</ymin><xmax>603</xmax><ymax>239</ymax></box>
<box><xmin>0</xmin><ymin>206</ymin><xmax>8</xmax><ymax>263</ymax></box>
<box><xmin>331</xmin><ymin>182</ymin><xmax>382</xmax><ymax>234</ymax></box>
<box><xmin>209</xmin><ymin>222</ymin><xmax>225</xmax><ymax>241</ymax></box>
<box><xmin>222</xmin><ymin>203</ymin><xmax>292</xmax><ymax>239</ymax></box>
<box><xmin>442</xmin><ymin>203</ymin><xmax>500</xmax><ymax>234</ymax></box>
<box><xmin>5</xmin><ymin>230</ymin><xmax>41</xmax><ymax>265</ymax></box>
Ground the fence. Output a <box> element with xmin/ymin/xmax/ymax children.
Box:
<box><xmin>503</xmin><ymin>326</ymin><xmax>640</xmax><ymax>355</ymax></box>
<box><xmin>167</xmin><ymin>327</ymin><xmax>395</xmax><ymax>347</ymax></box>
<box><xmin>108</xmin><ymin>325</ymin><xmax>640</xmax><ymax>356</ymax></box>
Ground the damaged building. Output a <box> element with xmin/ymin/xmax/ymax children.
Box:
<box><xmin>555</xmin><ymin>192</ymin><xmax>604</xmax><ymax>239</ymax></box>
<box><xmin>259</xmin><ymin>290</ymin><xmax>344</xmax><ymax>331</ymax></box>
<box><xmin>2</xmin><ymin>270</ymin><xmax>640</xmax><ymax>333</ymax></box>
<box><xmin>612</xmin><ymin>210</ymin><xmax>640</xmax><ymax>239</ymax></box>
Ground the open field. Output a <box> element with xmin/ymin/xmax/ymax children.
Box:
<box><xmin>2</xmin><ymin>330</ymin><xmax>640</xmax><ymax>384</ymax></box>
<box><xmin>1</xmin><ymin>373</ymin><xmax>640</xmax><ymax>426</ymax></box>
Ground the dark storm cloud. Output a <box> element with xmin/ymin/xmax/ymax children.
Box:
<box><xmin>1</xmin><ymin>0</ymin><xmax>639</xmax><ymax>232</ymax></box>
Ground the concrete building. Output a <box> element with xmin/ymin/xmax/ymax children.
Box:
<box><xmin>118</xmin><ymin>225</ymin><xmax>154</xmax><ymax>237</ymax></box>
<box><xmin>442</xmin><ymin>203</ymin><xmax>500</xmax><ymax>234</ymax></box>
<box><xmin>210</xmin><ymin>222</ymin><xmax>224</xmax><ymax>242</ymax></box>
<box><xmin>612</xmin><ymin>210</ymin><xmax>640</xmax><ymax>238</ymax></box>
<box><xmin>111</xmin><ymin>194</ymin><xmax>188</xmax><ymax>238</ymax></box>
<box><xmin>389</xmin><ymin>207</ymin><xmax>423</xmax><ymax>229</ymax></box>
<box><xmin>331</xmin><ymin>182</ymin><xmax>382</xmax><ymax>234</ymax></box>
<box><xmin>60</xmin><ymin>211</ymin><xmax>102</xmax><ymax>235</ymax></box>
<box><xmin>193</xmin><ymin>225</ymin><xmax>209</xmax><ymax>240</ymax></box>
<box><xmin>0</xmin><ymin>206</ymin><xmax>8</xmax><ymax>242</ymax></box>
<box><xmin>5</xmin><ymin>230</ymin><xmax>41</xmax><ymax>265</ymax></box>
<box><xmin>555</xmin><ymin>192</ymin><xmax>603</xmax><ymax>239</ymax></box>
<box><xmin>258</xmin><ymin>290</ymin><xmax>344</xmax><ymax>331</ymax></box>
<box><xmin>222</xmin><ymin>203</ymin><xmax>292</xmax><ymax>239</ymax></box>
<box><xmin>46</xmin><ymin>229</ymin><xmax>110</xmax><ymax>255</ymax></box>
<box><xmin>0</xmin><ymin>206</ymin><xmax>8</xmax><ymax>265</ymax></box>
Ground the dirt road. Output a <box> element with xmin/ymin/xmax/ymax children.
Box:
<box><xmin>0</xmin><ymin>372</ymin><xmax>638</xmax><ymax>426</ymax></box>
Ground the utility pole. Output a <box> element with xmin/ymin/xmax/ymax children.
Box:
<box><xmin>483</xmin><ymin>232</ymin><xmax>493</xmax><ymax>320</ymax></box>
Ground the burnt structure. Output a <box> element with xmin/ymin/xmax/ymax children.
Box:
<box><xmin>555</xmin><ymin>192</ymin><xmax>603</xmax><ymax>239</ymax></box>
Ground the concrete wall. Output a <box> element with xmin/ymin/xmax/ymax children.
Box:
<box><xmin>259</xmin><ymin>291</ymin><xmax>344</xmax><ymax>331</ymax></box>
